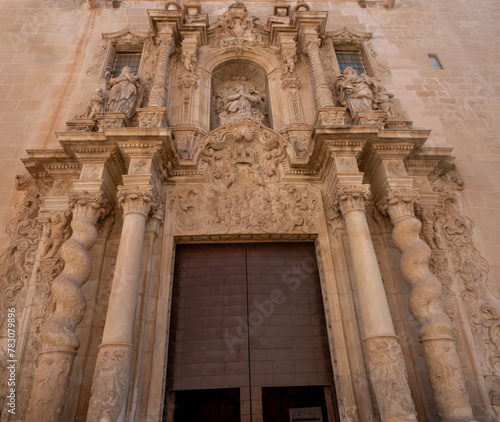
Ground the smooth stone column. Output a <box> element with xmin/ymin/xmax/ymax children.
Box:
<box><xmin>332</xmin><ymin>184</ymin><xmax>417</xmax><ymax>422</ymax></box>
<box><xmin>87</xmin><ymin>185</ymin><xmax>159</xmax><ymax>422</ymax></box>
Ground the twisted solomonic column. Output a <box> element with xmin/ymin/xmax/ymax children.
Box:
<box><xmin>149</xmin><ymin>37</ymin><xmax>175</xmax><ymax>108</ymax></box>
<box><xmin>304</xmin><ymin>34</ymin><xmax>335</xmax><ymax>109</ymax></box>
<box><xmin>331</xmin><ymin>185</ymin><xmax>417</xmax><ymax>422</ymax></box>
<box><xmin>26</xmin><ymin>191</ymin><xmax>110</xmax><ymax>422</ymax></box>
<box><xmin>87</xmin><ymin>185</ymin><xmax>162</xmax><ymax>422</ymax></box>
<box><xmin>378</xmin><ymin>188</ymin><xmax>476</xmax><ymax>422</ymax></box>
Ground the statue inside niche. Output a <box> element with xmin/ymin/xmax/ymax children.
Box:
<box><xmin>334</xmin><ymin>66</ymin><xmax>374</xmax><ymax>116</ymax></box>
<box><xmin>214</xmin><ymin>80</ymin><xmax>266</xmax><ymax>125</ymax></box>
<box><xmin>107</xmin><ymin>66</ymin><xmax>142</xmax><ymax>118</ymax></box>
<box><xmin>81</xmin><ymin>88</ymin><xmax>104</xmax><ymax>119</ymax></box>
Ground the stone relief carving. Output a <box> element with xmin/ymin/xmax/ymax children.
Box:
<box><xmin>86</xmin><ymin>44</ymin><xmax>108</xmax><ymax>78</ymax></box>
<box><xmin>140</xmin><ymin>39</ymin><xmax>158</xmax><ymax>107</ymax></box>
<box><xmin>87</xmin><ymin>345</ymin><xmax>134</xmax><ymax>422</ymax></box>
<box><xmin>41</xmin><ymin>210</ymin><xmax>72</xmax><ymax>259</ymax></box>
<box><xmin>169</xmin><ymin>125</ymin><xmax>321</xmax><ymax>235</ymax></box>
<box><xmin>208</xmin><ymin>1</ymin><xmax>268</xmax><ymax>55</ymax></box>
<box><xmin>364</xmin><ymin>336</ymin><xmax>418</xmax><ymax>420</ymax></box>
<box><xmin>420</xmin><ymin>205</ymin><xmax>444</xmax><ymax>250</ymax></box>
<box><xmin>281</xmin><ymin>49</ymin><xmax>297</xmax><ymax>74</ymax></box>
<box><xmin>429</xmin><ymin>167</ymin><xmax>500</xmax><ymax>417</ymax></box>
<box><xmin>214</xmin><ymin>80</ymin><xmax>266</xmax><ymax>125</ymax></box>
<box><xmin>181</xmin><ymin>49</ymin><xmax>197</xmax><ymax>73</ymax></box>
<box><xmin>0</xmin><ymin>173</ymin><xmax>52</xmax><ymax>416</ymax></box>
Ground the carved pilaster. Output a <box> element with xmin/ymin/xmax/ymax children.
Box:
<box><xmin>149</xmin><ymin>36</ymin><xmax>175</xmax><ymax>108</ymax></box>
<box><xmin>178</xmin><ymin>71</ymin><xmax>199</xmax><ymax>124</ymax></box>
<box><xmin>281</xmin><ymin>73</ymin><xmax>303</xmax><ymax>124</ymax></box>
<box><xmin>117</xmin><ymin>185</ymin><xmax>156</xmax><ymax>217</ymax></box>
<box><xmin>26</xmin><ymin>191</ymin><xmax>110</xmax><ymax>422</ymax></box>
<box><xmin>87</xmin><ymin>344</ymin><xmax>134</xmax><ymax>422</ymax></box>
<box><xmin>364</xmin><ymin>336</ymin><xmax>418</xmax><ymax>421</ymax></box>
<box><xmin>304</xmin><ymin>34</ymin><xmax>335</xmax><ymax>108</ymax></box>
<box><xmin>378</xmin><ymin>188</ymin><xmax>476</xmax><ymax>422</ymax></box>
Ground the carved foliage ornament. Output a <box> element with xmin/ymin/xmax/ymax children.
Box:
<box><xmin>169</xmin><ymin>125</ymin><xmax>321</xmax><ymax>235</ymax></box>
<box><xmin>430</xmin><ymin>168</ymin><xmax>500</xmax><ymax>418</ymax></box>
<box><xmin>330</xmin><ymin>185</ymin><xmax>371</xmax><ymax>217</ymax></box>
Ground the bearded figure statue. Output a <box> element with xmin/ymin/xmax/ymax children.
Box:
<box><xmin>107</xmin><ymin>66</ymin><xmax>143</xmax><ymax>118</ymax></box>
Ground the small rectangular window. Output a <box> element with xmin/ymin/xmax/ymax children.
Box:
<box><xmin>111</xmin><ymin>52</ymin><xmax>142</xmax><ymax>77</ymax></box>
<box><xmin>336</xmin><ymin>50</ymin><xmax>367</xmax><ymax>75</ymax></box>
<box><xmin>428</xmin><ymin>54</ymin><xmax>443</xmax><ymax>70</ymax></box>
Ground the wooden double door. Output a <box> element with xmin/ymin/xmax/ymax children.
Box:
<box><xmin>166</xmin><ymin>243</ymin><xmax>337</xmax><ymax>421</ymax></box>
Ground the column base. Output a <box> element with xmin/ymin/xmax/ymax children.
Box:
<box><xmin>26</xmin><ymin>349</ymin><xmax>77</xmax><ymax>422</ymax></box>
<box><xmin>87</xmin><ymin>343</ymin><xmax>135</xmax><ymax>422</ymax></box>
<box><xmin>364</xmin><ymin>335</ymin><xmax>417</xmax><ymax>422</ymax></box>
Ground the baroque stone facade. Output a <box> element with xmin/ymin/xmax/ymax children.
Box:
<box><xmin>0</xmin><ymin>1</ymin><xmax>499</xmax><ymax>422</ymax></box>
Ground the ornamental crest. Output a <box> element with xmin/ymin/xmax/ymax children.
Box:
<box><xmin>208</xmin><ymin>1</ymin><xmax>268</xmax><ymax>51</ymax></box>
<box><xmin>168</xmin><ymin>125</ymin><xmax>321</xmax><ymax>235</ymax></box>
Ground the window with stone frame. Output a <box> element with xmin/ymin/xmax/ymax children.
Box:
<box><xmin>335</xmin><ymin>49</ymin><xmax>368</xmax><ymax>76</ymax></box>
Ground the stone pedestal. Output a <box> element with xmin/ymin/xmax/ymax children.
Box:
<box><xmin>65</xmin><ymin>117</ymin><xmax>97</xmax><ymax>132</ymax></box>
<box><xmin>96</xmin><ymin>112</ymin><xmax>129</xmax><ymax>131</ymax></box>
<box><xmin>136</xmin><ymin>107</ymin><xmax>168</xmax><ymax>128</ymax></box>
<box><xmin>385</xmin><ymin>116</ymin><xmax>413</xmax><ymax>129</ymax></box>
<box><xmin>315</xmin><ymin>106</ymin><xmax>347</xmax><ymax>125</ymax></box>
<box><xmin>353</xmin><ymin>110</ymin><xmax>387</xmax><ymax>126</ymax></box>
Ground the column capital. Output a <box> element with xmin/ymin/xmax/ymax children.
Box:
<box><xmin>304</xmin><ymin>33</ymin><xmax>321</xmax><ymax>51</ymax></box>
<box><xmin>117</xmin><ymin>185</ymin><xmax>159</xmax><ymax>217</ymax></box>
<box><xmin>331</xmin><ymin>184</ymin><xmax>370</xmax><ymax>217</ymax></box>
<box><xmin>377</xmin><ymin>187</ymin><xmax>419</xmax><ymax>222</ymax></box>
<box><xmin>69</xmin><ymin>190</ymin><xmax>111</xmax><ymax>223</ymax></box>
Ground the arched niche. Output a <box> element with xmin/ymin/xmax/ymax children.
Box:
<box><xmin>195</xmin><ymin>48</ymin><xmax>284</xmax><ymax>131</ymax></box>
<box><xmin>211</xmin><ymin>60</ymin><xmax>269</xmax><ymax>129</ymax></box>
